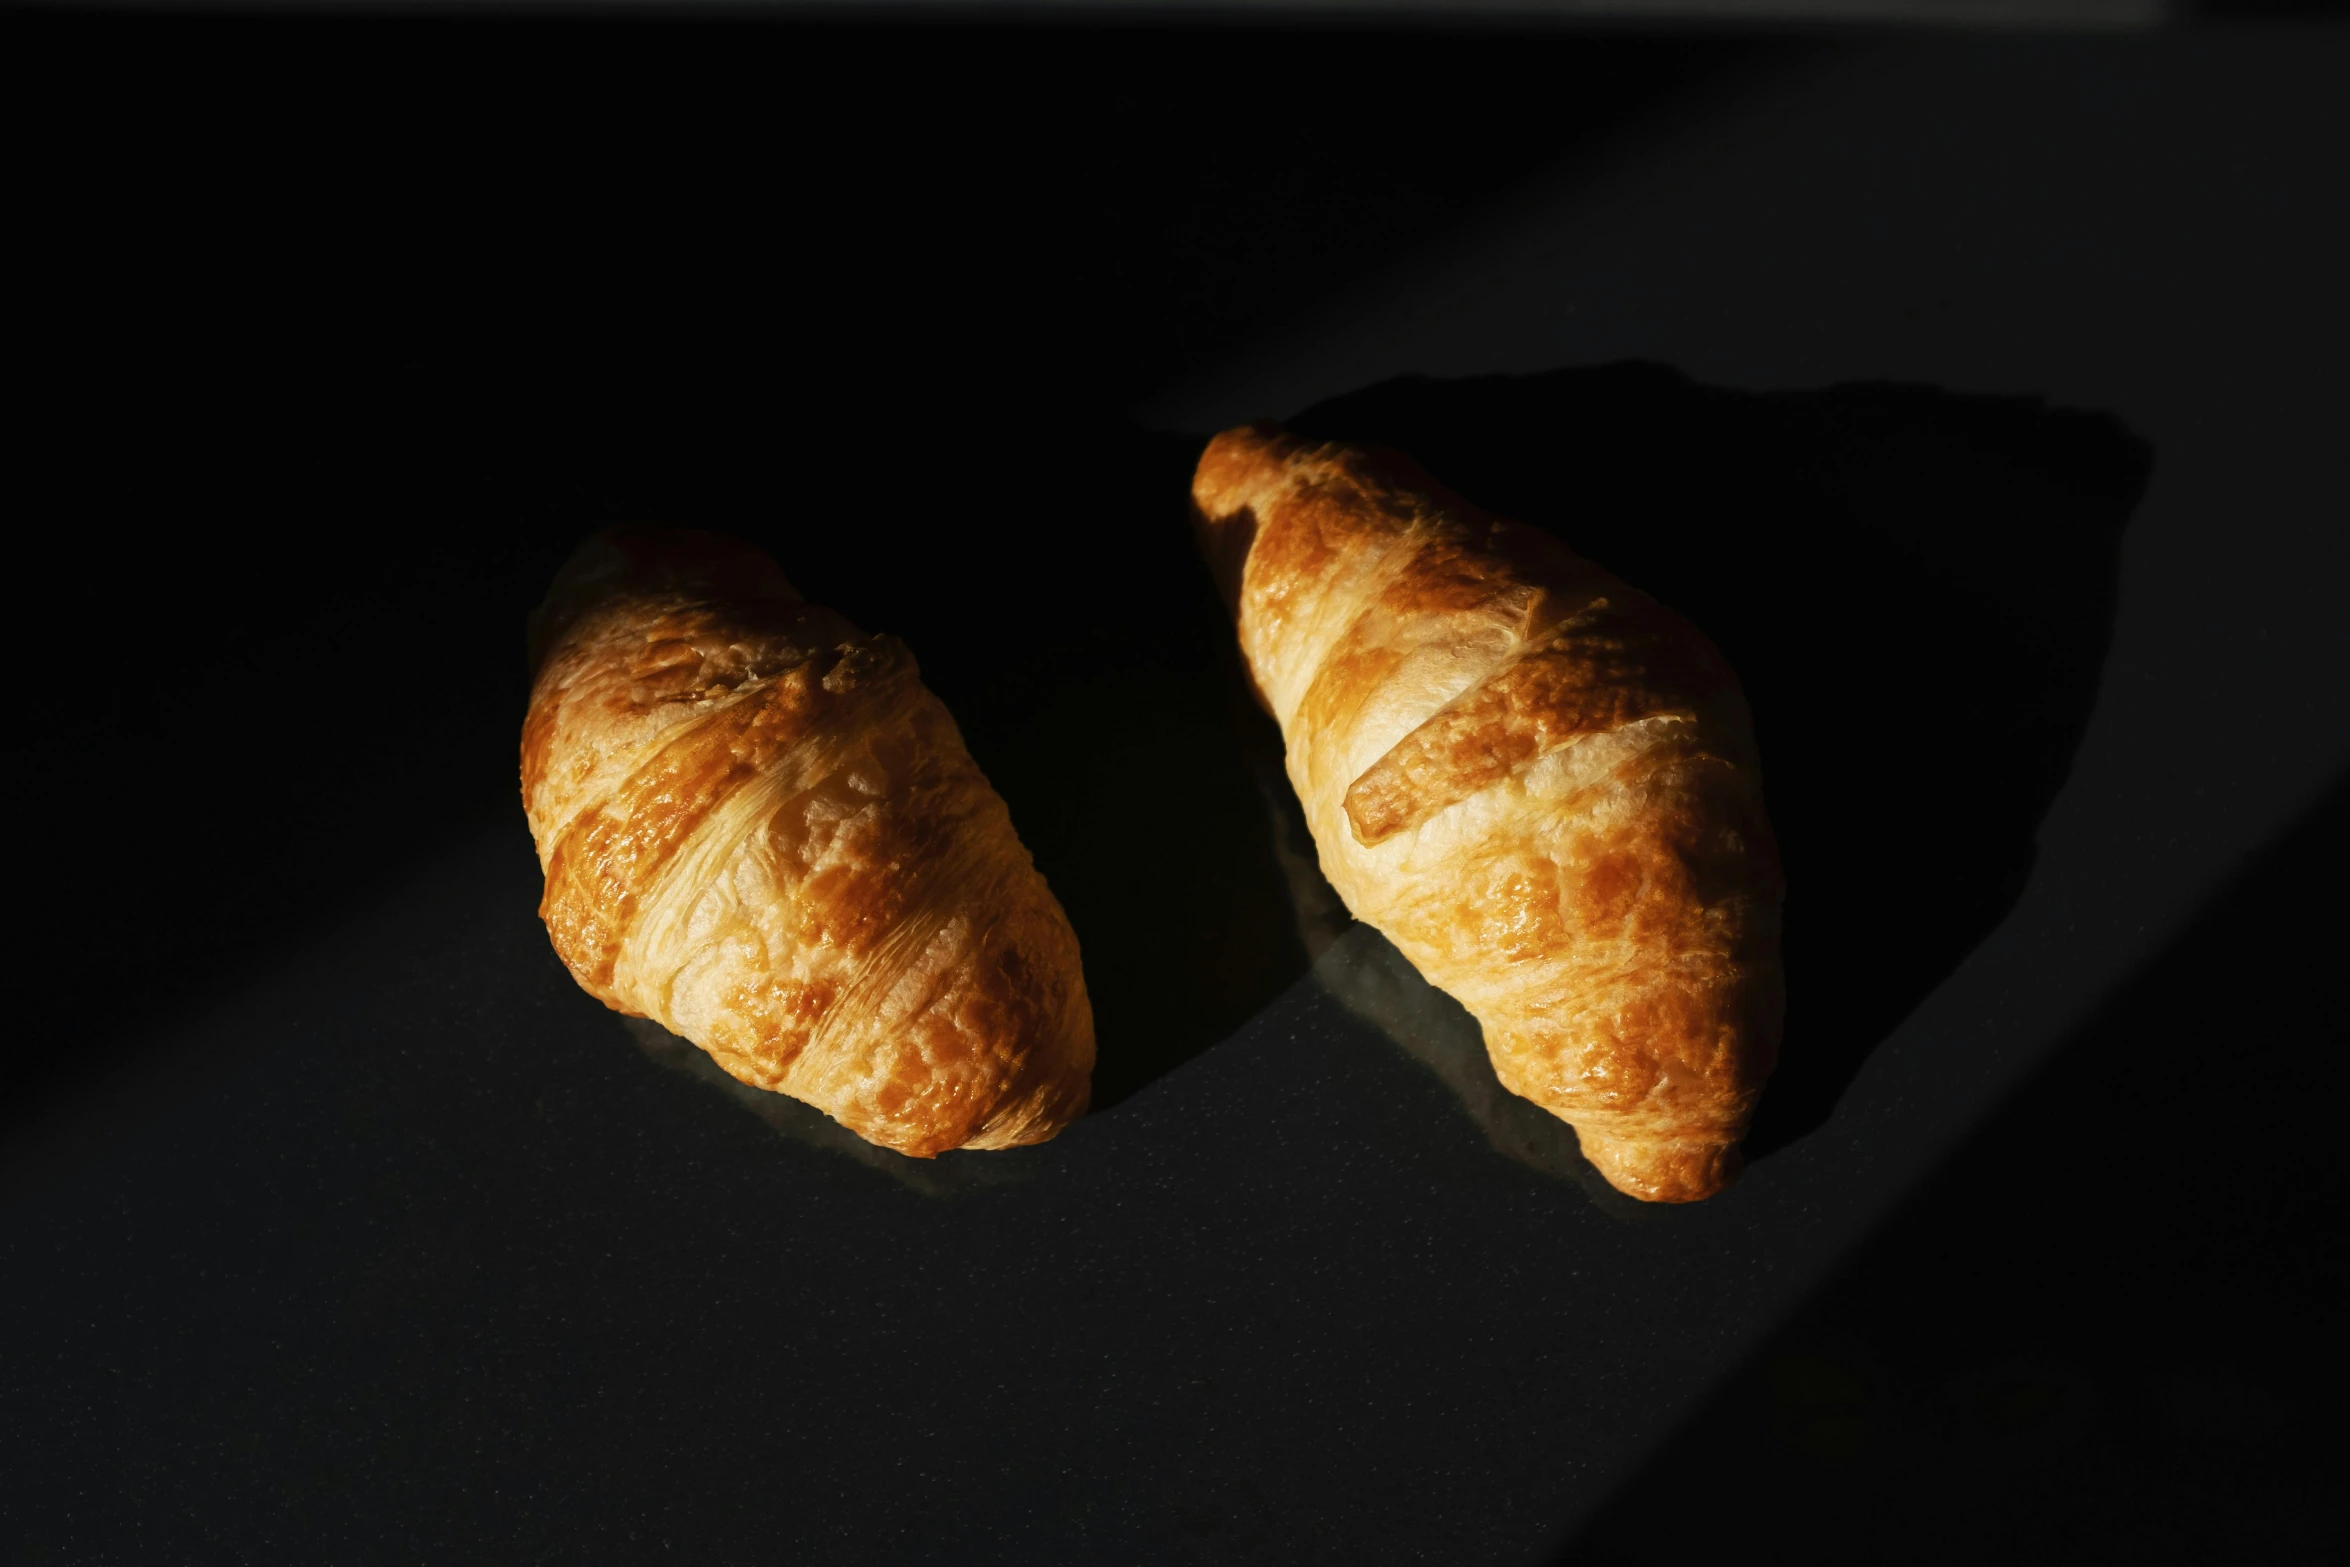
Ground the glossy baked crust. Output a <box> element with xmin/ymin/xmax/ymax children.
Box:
<box><xmin>1193</xmin><ymin>425</ymin><xmax>1783</xmax><ymax>1201</ymax></box>
<box><xmin>520</xmin><ymin>529</ymin><xmax>1094</xmax><ymax>1156</ymax></box>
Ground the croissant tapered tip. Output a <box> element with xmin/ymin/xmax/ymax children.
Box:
<box><xmin>1575</xmin><ymin>1131</ymin><xmax>1745</xmax><ymax>1205</ymax></box>
<box><xmin>527</xmin><ymin>526</ymin><xmax>805</xmax><ymax>675</ymax></box>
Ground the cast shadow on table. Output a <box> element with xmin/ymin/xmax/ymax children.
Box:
<box><xmin>1282</xmin><ymin>364</ymin><xmax>2151</xmax><ymax>1161</ymax></box>
<box><xmin>619</xmin><ymin>1017</ymin><xmax>1040</xmax><ymax>1198</ymax></box>
<box><xmin>634</xmin><ymin>361</ymin><xmax>2146</xmax><ymax>1189</ymax></box>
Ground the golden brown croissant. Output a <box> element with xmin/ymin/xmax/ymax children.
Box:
<box><xmin>1192</xmin><ymin>424</ymin><xmax>1783</xmax><ymax>1202</ymax></box>
<box><xmin>520</xmin><ymin>528</ymin><xmax>1094</xmax><ymax>1156</ymax></box>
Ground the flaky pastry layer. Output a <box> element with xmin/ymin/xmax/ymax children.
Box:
<box><xmin>1193</xmin><ymin>426</ymin><xmax>1783</xmax><ymax>1201</ymax></box>
<box><xmin>521</xmin><ymin>529</ymin><xmax>1093</xmax><ymax>1156</ymax></box>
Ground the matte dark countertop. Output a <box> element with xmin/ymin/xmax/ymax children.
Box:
<box><xmin>6</xmin><ymin>18</ymin><xmax>2344</xmax><ymax>1564</ymax></box>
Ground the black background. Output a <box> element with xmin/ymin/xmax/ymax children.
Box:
<box><xmin>8</xmin><ymin>14</ymin><xmax>1784</xmax><ymax>1121</ymax></box>
<box><xmin>8</xmin><ymin>10</ymin><xmax>2345</xmax><ymax>1564</ymax></box>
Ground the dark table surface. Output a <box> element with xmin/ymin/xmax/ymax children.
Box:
<box><xmin>7</xmin><ymin>15</ymin><xmax>2345</xmax><ymax>1564</ymax></box>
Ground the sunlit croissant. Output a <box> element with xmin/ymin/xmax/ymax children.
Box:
<box><xmin>520</xmin><ymin>528</ymin><xmax>1094</xmax><ymax>1156</ymax></box>
<box><xmin>1192</xmin><ymin>425</ymin><xmax>1784</xmax><ymax>1202</ymax></box>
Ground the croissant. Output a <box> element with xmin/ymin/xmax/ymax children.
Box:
<box><xmin>519</xmin><ymin>528</ymin><xmax>1094</xmax><ymax>1156</ymax></box>
<box><xmin>1192</xmin><ymin>425</ymin><xmax>1784</xmax><ymax>1202</ymax></box>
